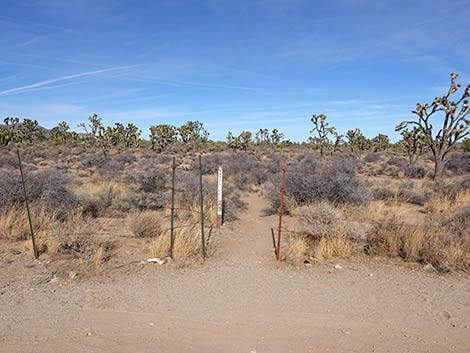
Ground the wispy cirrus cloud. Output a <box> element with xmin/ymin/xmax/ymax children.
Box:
<box><xmin>0</xmin><ymin>65</ymin><xmax>137</xmax><ymax>97</ymax></box>
<box><xmin>8</xmin><ymin>33</ymin><xmax>49</xmax><ymax>49</ymax></box>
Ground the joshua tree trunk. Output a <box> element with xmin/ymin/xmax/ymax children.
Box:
<box><xmin>432</xmin><ymin>152</ymin><xmax>445</xmax><ymax>180</ymax></box>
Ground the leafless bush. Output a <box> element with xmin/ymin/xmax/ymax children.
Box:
<box><xmin>0</xmin><ymin>167</ymin><xmax>78</xmax><ymax>217</ymax></box>
<box><xmin>445</xmin><ymin>152</ymin><xmax>470</xmax><ymax>175</ymax></box>
<box><xmin>364</xmin><ymin>152</ymin><xmax>383</xmax><ymax>163</ymax></box>
<box><xmin>266</xmin><ymin>155</ymin><xmax>370</xmax><ymax>215</ymax></box>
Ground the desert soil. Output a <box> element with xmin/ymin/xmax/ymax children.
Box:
<box><xmin>1</xmin><ymin>193</ymin><xmax>469</xmax><ymax>353</ymax></box>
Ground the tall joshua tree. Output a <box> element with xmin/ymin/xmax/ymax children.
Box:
<box><xmin>310</xmin><ymin>114</ymin><xmax>336</xmax><ymax>157</ymax></box>
<box><xmin>396</xmin><ymin>73</ymin><xmax>470</xmax><ymax>179</ymax></box>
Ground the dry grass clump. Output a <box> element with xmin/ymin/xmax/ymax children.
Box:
<box><xmin>127</xmin><ymin>210</ymin><xmax>163</xmax><ymax>237</ymax></box>
<box><xmin>150</xmin><ymin>222</ymin><xmax>203</xmax><ymax>261</ymax></box>
<box><xmin>0</xmin><ymin>206</ymin><xmax>55</xmax><ymax>241</ymax></box>
<box><xmin>366</xmin><ymin>203</ymin><xmax>470</xmax><ymax>271</ymax></box>
<box><xmin>1</xmin><ymin>205</ymin><xmax>113</xmax><ymax>263</ymax></box>
<box><xmin>424</xmin><ymin>190</ymin><xmax>470</xmax><ymax>214</ymax></box>
<box><xmin>285</xmin><ymin>202</ymin><xmax>354</xmax><ymax>266</ymax></box>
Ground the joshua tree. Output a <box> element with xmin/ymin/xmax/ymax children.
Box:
<box><xmin>372</xmin><ymin>133</ymin><xmax>390</xmax><ymax>152</ymax></box>
<box><xmin>18</xmin><ymin>118</ymin><xmax>44</xmax><ymax>143</ymax></box>
<box><xmin>463</xmin><ymin>138</ymin><xmax>470</xmax><ymax>153</ymax></box>
<box><xmin>269</xmin><ymin>129</ymin><xmax>285</xmax><ymax>146</ymax></box>
<box><xmin>227</xmin><ymin>130</ymin><xmax>252</xmax><ymax>150</ymax></box>
<box><xmin>396</xmin><ymin>73</ymin><xmax>470</xmax><ymax>179</ymax></box>
<box><xmin>346</xmin><ymin>128</ymin><xmax>370</xmax><ymax>152</ymax></box>
<box><xmin>255</xmin><ymin>128</ymin><xmax>270</xmax><ymax>144</ymax></box>
<box><xmin>0</xmin><ymin>117</ymin><xmax>19</xmax><ymax>146</ymax></box>
<box><xmin>124</xmin><ymin>123</ymin><xmax>141</xmax><ymax>147</ymax></box>
<box><xmin>333</xmin><ymin>132</ymin><xmax>344</xmax><ymax>152</ymax></box>
<box><xmin>49</xmin><ymin>121</ymin><xmax>71</xmax><ymax>145</ymax></box>
<box><xmin>400</xmin><ymin>127</ymin><xmax>427</xmax><ymax>165</ymax></box>
<box><xmin>178</xmin><ymin>120</ymin><xmax>209</xmax><ymax>144</ymax></box>
<box><xmin>310</xmin><ymin>114</ymin><xmax>336</xmax><ymax>157</ymax></box>
<box><xmin>149</xmin><ymin>124</ymin><xmax>178</xmax><ymax>151</ymax></box>
<box><xmin>81</xmin><ymin>114</ymin><xmax>110</xmax><ymax>156</ymax></box>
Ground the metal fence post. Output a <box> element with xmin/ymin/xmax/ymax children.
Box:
<box><xmin>198</xmin><ymin>155</ymin><xmax>206</xmax><ymax>259</ymax></box>
<box><xmin>169</xmin><ymin>156</ymin><xmax>176</xmax><ymax>259</ymax></box>
<box><xmin>276</xmin><ymin>164</ymin><xmax>287</xmax><ymax>262</ymax></box>
<box><xmin>17</xmin><ymin>149</ymin><xmax>39</xmax><ymax>259</ymax></box>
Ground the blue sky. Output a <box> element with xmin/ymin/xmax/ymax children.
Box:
<box><xmin>1</xmin><ymin>0</ymin><xmax>469</xmax><ymax>142</ymax></box>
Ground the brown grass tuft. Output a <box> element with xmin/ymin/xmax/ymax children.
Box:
<box><xmin>366</xmin><ymin>202</ymin><xmax>470</xmax><ymax>271</ymax></box>
<box><xmin>285</xmin><ymin>202</ymin><xmax>354</xmax><ymax>266</ymax></box>
<box><xmin>127</xmin><ymin>210</ymin><xmax>163</xmax><ymax>238</ymax></box>
<box><xmin>2</xmin><ymin>205</ymin><xmax>113</xmax><ymax>263</ymax></box>
<box><xmin>150</xmin><ymin>222</ymin><xmax>203</xmax><ymax>261</ymax></box>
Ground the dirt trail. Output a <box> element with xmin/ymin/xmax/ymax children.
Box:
<box><xmin>1</xmin><ymin>193</ymin><xmax>470</xmax><ymax>353</ymax></box>
<box><xmin>213</xmin><ymin>193</ymin><xmax>277</xmax><ymax>265</ymax></box>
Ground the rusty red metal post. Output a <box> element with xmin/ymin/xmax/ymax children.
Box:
<box><xmin>276</xmin><ymin>165</ymin><xmax>287</xmax><ymax>261</ymax></box>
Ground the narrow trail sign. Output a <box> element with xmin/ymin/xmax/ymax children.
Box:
<box><xmin>217</xmin><ymin>166</ymin><xmax>223</xmax><ymax>227</ymax></box>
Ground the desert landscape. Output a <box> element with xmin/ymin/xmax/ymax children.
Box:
<box><xmin>1</xmin><ymin>1</ymin><xmax>470</xmax><ymax>352</ymax></box>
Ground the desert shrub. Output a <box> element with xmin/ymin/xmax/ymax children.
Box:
<box><xmin>132</xmin><ymin>168</ymin><xmax>168</xmax><ymax>193</ymax></box>
<box><xmin>377</xmin><ymin>156</ymin><xmax>410</xmax><ymax>177</ymax></box>
<box><xmin>0</xmin><ymin>152</ymin><xmax>18</xmax><ymax>168</ymax></box>
<box><xmin>364</xmin><ymin>152</ymin><xmax>383</xmax><ymax>163</ymax></box>
<box><xmin>224</xmin><ymin>152</ymin><xmax>268</xmax><ymax>190</ymax></box>
<box><xmin>1</xmin><ymin>206</ymin><xmax>113</xmax><ymax>262</ymax></box>
<box><xmin>200</xmin><ymin>153</ymin><xmax>226</xmax><ymax>175</ymax></box>
<box><xmin>386</xmin><ymin>156</ymin><xmax>408</xmax><ymax>168</ymax></box>
<box><xmin>445</xmin><ymin>152</ymin><xmax>470</xmax><ymax>175</ymax></box>
<box><xmin>284</xmin><ymin>202</ymin><xmax>355</xmax><ymax>266</ymax></box>
<box><xmin>370</xmin><ymin>180</ymin><xmax>432</xmax><ymax>206</ymax></box>
<box><xmin>366</xmin><ymin>205</ymin><xmax>470</xmax><ymax>271</ymax></box>
<box><xmin>295</xmin><ymin>202</ymin><xmax>342</xmax><ymax>238</ymax></box>
<box><xmin>429</xmin><ymin>178</ymin><xmax>470</xmax><ymax>201</ymax></box>
<box><xmin>0</xmin><ymin>166</ymin><xmax>78</xmax><ymax>217</ymax></box>
<box><xmin>404</xmin><ymin>165</ymin><xmax>426</xmax><ymax>178</ymax></box>
<box><xmin>78</xmin><ymin>152</ymin><xmax>105</xmax><ymax>168</ymax></box>
<box><xmin>128</xmin><ymin>210</ymin><xmax>163</xmax><ymax>237</ymax></box>
<box><xmin>266</xmin><ymin>154</ymin><xmax>370</xmax><ymax>214</ymax></box>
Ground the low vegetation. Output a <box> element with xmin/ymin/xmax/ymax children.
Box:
<box><xmin>1</xmin><ymin>72</ymin><xmax>469</xmax><ymax>274</ymax></box>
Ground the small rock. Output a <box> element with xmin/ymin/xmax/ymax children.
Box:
<box><xmin>149</xmin><ymin>322</ymin><xmax>154</xmax><ymax>326</ymax></box>
<box><xmin>341</xmin><ymin>329</ymin><xmax>351</xmax><ymax>335</ymax></box>
<box><xmin>334</xmin><ymin>264</ymin><xmax>343</xmax><ymax>270</ymax></box>
<box><xmin>147</xmin><ymin>258</ymin><xmax>166</xmax><ymax>265</ymax></box>
<box><xmin>48</xmin><ymin>276</ymin><xmax>63</xmax><ymax>286</ymax></box>
<box><xmin>424</xmin><ymin>264</ymin><xmax>437</xmax><ymax>272</ymax></box>
<box><xmin>86</xmin><ymin>332</ymin><xmax>92</xmax><ymax>337</ymax></box>
<box><xmin>68</xmin><ymin>271</ymin><xmax>78</xmax><ymax>279</ymax></box>
<box><xmin>368</xmin><ymin>273</ymin><xmax>374</xmax><ymax>277</ymax></box>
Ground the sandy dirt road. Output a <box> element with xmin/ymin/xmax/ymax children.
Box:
<box><xmin>1</xmin><ymin>193</ymin><xmax>469</xmax><ymax>353</ymax></box>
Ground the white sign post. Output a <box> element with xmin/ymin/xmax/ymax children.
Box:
<box><xmin>217</xmin><ymin>166</ymin><xmax>223</xmax><ymax>227</ymax></box>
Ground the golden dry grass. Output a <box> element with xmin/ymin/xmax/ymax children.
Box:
<box><xmin>127</xmin><ymin>210</ymin><xmax>163</xmax><ymax>238</ymax></box>
<box><xmin>367</xmin><ymin>200</ymin><xmax>470</xmax><ymax>271</ymax></box>
<box><xmin>285</xmin><ymin>202</ymin><xmax>354</xmax><ymax>266</ymax></box>
<box><xmin>150</xmin><ymin>222</ymin><xmax>203</xmax><ymax>260</ymax></box>
<box><xmin>1</xmin><ymin>205</ymin><xmax>112</xmax><ymax>263</ymax></box>
<box><xmin>424</xmin><ymin>190</ymin><xmax>470</xmax><ymax>214</ymax></box>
